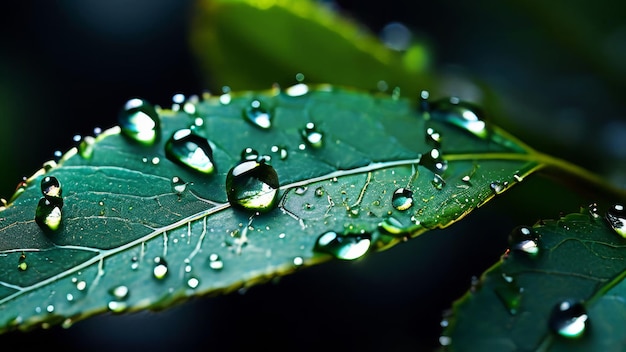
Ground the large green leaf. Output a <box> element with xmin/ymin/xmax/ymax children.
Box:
<box><xmin>0</xmin><ymin>85</ymin><xmax>544</xmax><ymax>333</ymax></box>
<box><xmin>441</xmin><ymin>205</ymin><xmax>626</xmax><ymax>351</ymax></box>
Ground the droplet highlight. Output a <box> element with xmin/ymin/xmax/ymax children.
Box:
<box><xmin>548</xmin><ymin>300</ymin><xmax>588</xmax><ymax>338</ymax></box>
<box><xmin>41</xmin><ymin>176</ymin><xmax>62</xmax><ymax>198</ymax></box>
<box><xmin>301</xmin><ymin>122</ymin><xmax>323</xmax><ymax>148</ymax></box>
<box><xmin>508</xmin><ymin>226</ymin><xmax>540</xmax><ymax>256</ymax></box>
<box><xmin>429</xmin><ymin>97</ymin><xmax>488</xmax><ymax>139</ymax></box>
<box><xmin>313</xmin><ymin>231</ymin><xmax>371</xmax><ymax>260</ymax></box>
<box><xmin>392</xmin><ymin>188</ymin><xmax>413</xmax><ymax>211</ymax></box>
<box><xmin>165</xmin><ymin>129</ymin><xmax>216</xmax><ymax>175</ymax></box>
<box><xmin>243</xmin><ymin>99</ymin><xmax>272</xmax><ymax>129</ymax></box>
<box><xmin>153</xmin><ymin>257</ymin><xmax>168</xmax><ymax>279</ymax></box>
<box><xmin>605</xmin><ymin>203</ymin><xmax>626</xmax><ymax>238</ymax></box>
<box><xmin>119</xmin><ymin>98</ymin><xmax>161</xmax><ymax>146</ymax></box>
<box><xmin>35</xmin><ymin>197</ymin><xmax>63</xmax><ymax>233</ymax></box>
<box><xmin>226</xmin><ymin>160</ymin><xmax>279</xmax><ymax>212</ymax></box>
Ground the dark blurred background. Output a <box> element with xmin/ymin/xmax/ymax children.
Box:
<box><xmin>1</xmin><ymin>0</ymin><xmax>624</xmax><ymax>351</ymax></box>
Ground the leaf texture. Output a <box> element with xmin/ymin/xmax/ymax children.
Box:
<box><xmin>0</xmin><ymin>85</ymin><xmax>540</xmax><ymax>332</ymax></box>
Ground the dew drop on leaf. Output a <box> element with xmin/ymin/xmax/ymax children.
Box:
<box><xmin>588</xmin><ymin>202</ymin><xmax>600</xmax><ymax>219</ymax></box>
<box><xmin>208</xmin><ymin>253</ymin><xmax>223</xmax><ymax>270</ymax></box>
<box><xmin>548</xmin><ymin>300</ymin><xmax>588</xmax><ymax>338</ymax></box>
<box><xmin>301</xmin><ymin>122</ymin><xmax>323</xmax><ymax>148</ymax></box>
<box><xmin>605</xmin><ymin>203</ymin><xmax>626</xmax><ymax>238</ymax></box>
<box><xmin>313</xmin><ymin>231</ymin><xmax>371</xmax><ymax>260</ymax></box>
<box><xmin>243</xmin><ymin>99</ymin><xmax>272</xmax><ymax>129</ymax></box>
<box><xmin>425</xmin><ymin>127</ymin><xmax>442</xmax><ymax>148</ymax></box>
<box><xmin>41</xmin><ymin>176</ymin><xmax>62</xmax><ymax>198</ymax></box>
<box><xmin>165</xmin><ymin>129</ymin><xmax>216</xmax><ymax>175</ymax></box>
<box><xmin>35</xmin><ymin>197</ymin><xmax>63</xmax><ymax>233</ymax></box>
<box><xmin>432</xmin><ymin>175</ymin><xmax>445</xmax><ymax>190</ymax></box>
<box><xmin>171</xmin><ymin>176</ymin><xmax>189</xmax><ymax>195</ymax></box>
<box><xmin>490</xmin><ymin>181</ymin><xmax>506</xmax><ymax>195</ymax></box>
<box><xmin>78</xmin><ymin>136</ymin><xmax>96</xmax><ymax>159</ymax></box>
<box><xmin>241</xmin><ymin>147</ymin><xmax>260</xmax><ymax>161</ymax></box>
<box><xmin>270</xmin><ymin>145</ymin><xmax>288</xmax><ymax>160</ymax></box>
<box><xmin>420</xmin><ymin>148</ymin><xmax>448</xmax><ymax>174</ymax></box>
<box><xmin>429</xmin><ymin>97</ymin><xmax>488</xmax><ymax>139</ymax></box>
<box><xmin>225</xmin><ymin>160</ymin><xmax>279</xmax><ymax>212</ymax></box>
<box><xmin>507</xmin><ymin>225</ymin><xmax>540</xmax><ymax>256</ymax></box>
<box><xmin>17</xmin><ymin>253</ymin><xmax>27</xmax><ymax>272</ymax></box>
<box><xmin>119</xmin><ymin>98</ymin><xmax>161</xmax><ymax>146</ymax></box>
<box><xmin>392</xmin><ymin>187</ymin><xmax>414</xmax><ymax>211</ymax></box>
<box><xmin>152</xmin><ymin>257</ymin><xmax>168</xmax><ymax>279</ymax></box>
<box><xmin>110</xmin><ymin>285</ymin><xmax>129</xmax><ymax>300</ymax></box>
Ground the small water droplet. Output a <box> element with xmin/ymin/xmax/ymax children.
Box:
<box><xmin>208</xmin><ymin>253</ymin><xmax>224</xmax><ymax>270</ymax></box>
<box><xmin>153</xmin><ymin>257</ymin><xmax>168</xmax><ymax>279</ymax></box>
<box><xmin>392</xmin><ymin>188</ymin><xmax>413</xmax><ymax>211</ymax></box>
<box><xmin>490</xmin><ymin>181</ymin><xmax>506</xmax><ymax>194</ymax></box>
<box><xmin>301</xmin><ymin>122</ymin><xmax>323</xmax><ymax>148</ymax></box>
<box><xmin>313</xmin><ymin>231</ymin><xmax>371</xmax><ymax>260</ymax></box>
<box><xmin>241</xmin><ymin>147</ymin><xmax>260</xmax><ymax>161</ymax></box>
<box><xmin>41</xmin><ymin>176</ymin><xmax>62</xmax><ymax>198</ymax></box>
<box><xmin>548</xmin><ymin>300</ymin><xmax>588</xmax><ymax>338</ymax></box>
<box><xmin>431</xmin><ymin>175</ymin><xmax>445</xmax><ymax>190</ymax></box>
<box><xmin>430</xmin><ymin>97</ymin><xmax>488</xmax><ymax>139</ymax></box>
<box><xmin>244</xmin><ymin>99</ymin><xmax>272</xmax><ymax>129</ymax></box>
<box><xmin>286</xmin><ymin>83</ymin><xmax>309</xmax><ymax>97</ymax></box>
<box><xmin>187</xmin><ymin>277</ymin><xmax>200</xmax><ymax>289</ymax></box>
<box><xmin>270</xmin><ymin>145</ymin><xmax>288</xmax><ymax>160</ymax></box>
<box><xmin>226</xmin><ymin>160</ymin><xmax>279</xmax><ymax>212</ymax></box>
<box><xmin>314</xmin><ymin>187</ymin><xmax>325</xmax><ymax>197</ymax></box>
<box><xmin>130</xmin><ymin>256</ymin><xmax>139</xmax><ymax>270</ymax></box>
<box><xmin>605</xmin><ymin>203</ymin><xmax>626</xmax><ymax>238</ymax></box>
<box><xmin>295</xmin><ymin>186</ymin><xmax>308</xmax><ymax>195</ymax></box>
<box><xmin>425</xmin><ymin>127</ymin><xmax>442</xmax><ymax>148</ymax></box>
<box><xmin>293</xmin><ymin>256</ymin><xmax>304</xmax><ymax>266</ymax></box>
<box><xmin>35</xmin><ymin>197</ymin><xmax>63</xmax><ymax>233</ymax></box>
<box><xmin>588</xmin><ymin>202</ymin><xmax>600</xmax><ymax>219</ymax></box>
<box><xmin>119</xmin><ymin>98</ymin><xmax>161</xmax><ymax>146</ymax></box>
<box><xmin>171</xmin><ymin>176</ymin><xmax>189</xmax><ymax>195</ymax></box>
<box><xmin>165</xmin><ymin>129</ymin><xmax>216</xmax><ymax>175</ymax></box>
<box><xmin>508</xmin><ymin>226</ymin><xmax>540</xmax><ymax>256</ymax></box>
<box><xmin>110</xmin><ymin>285</ymin><xmax>129</xmax><ymax>300</ymax></box>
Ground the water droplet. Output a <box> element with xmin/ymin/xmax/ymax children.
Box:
<box><xmin>78</xmin><ymin>136</ymin><xmax>96</xmax><ymax>159</ymax></box>
<box><xmin>392</xmin><ymin>188</ymin><xmax>413</xmax><ymax>211</ymax></box>
<box><xmin>35</xmin><ymin>197</ymin><xmax>63</xmax><ymax>233</ymax></box>
<box><xmin>152</xmin><ymin>257</ymin><xmax>168</xmax><ymax>279</ymax></box>
<box><xmin>494</xmin><ymin>274</ymin><xmax>523</xmax><ymax>315</ymax></box>
<box><xmin>295</xmin><ymin>186</ymin><xmax>308</xmax><ymax>195</ymax></box>
<box><xmin>605</xmin><ymin>203</ymin><xmax>626</xmax><ymax>238</ymax></box>
<box><xmin>286</xmin><ymin>83</ymin><xmax>309</xmax><ymax>97</ymax></box>
<box><xmin>17</xmin><ymin>253</ymin><xmax>27</xmax><ymax>271</ymax></box>
<box><xmin>208</xmin><ymin>253</ymin><xmax>223</xmax><ymax>270</ymax></box>
<box><xmin>293</xmin><ymin>256</ymin><xmax>304</xmax><ymax>266</ymax></box>
<box><xmin>241</xmin><ymin>147</ymin><xmax>260</xmax><ymax>161</ymax></box>
<box><xmin>508</xmin><ymin>226</ymin><xmax>540</xmax><ymax>256</ymax></box>
<box><xmin>430</xmin><ymin>97</ymin><xmax>488</xmax><ymax>139</ymax></box>
<box><xmin>301</xmin><ymin>122</ymin><xmax>323</xmax><ymax>148</ymax></box>
<box><xmin>314</xmin><ymin>187</ymin><xmax>325</xmax><ymax>197</ymax></box>
<box><xmin>187</xmin><ymin>277</ymin><xmax>200</xmax><ymax>289</ymax></box>
<box><xmin>270</xmin><ymin>145</ymin><xmax>288</xmax><ymax>160</ymax></box>
<box><xmin>244</xmin><ymin>99</ymin><xmax>272</xmax><ymax>129</ymax></box>
<box><xmin>548</xmin><ymin>300</ymin><xmax>588</xmax><ymax>338</ymax></box>
<box><xmin>110</xmin><ymin>285</ymin><xmax>129</xmax><ymax>300</ymax></box>
<box><xmin>165</xmin><ymin>129</ymin><xmax>215</xmax><ymax>175</ymax></box>
<box><xmin>171</xmin><ymin>176</ymin><xmax>189</xmax><ymax>195</ymax></box>
<box><xmin>425</xmin><ymin>127</ymin><xmax>442</xmax><ymax>148</ymax></box>
<box><xmin>119</xmin><ymin>98</ymin><xmax>160</xmax><ymax>146</ymax></box>
<box><xmin>431</xmin><ymin>175</ymin><xmax>445</xmax><ymax>190</ymax></box>
<box><xmin>226</xmin><ymin>160</ymin><xmax>279</xmax><ymax>212</ymax></box>
<box><xmin>490</xmin><ymin>181</ymin><xmax>506</xmax><ymax>194</ymax></box>
<box><xmin>588</xmin><ymin>202</ymin><xmax>600</xmax><ymax>219</ymax></box>
<box><xmin>41</xmin><ymin>176</ymin><xmax>62</xmax><ymax>198</ymax></box>
<box><xmin>313</xmin><ymin>231</ymin><xmax>371</xmax><ymax>260</ymax></box>
<box><xmin>379</xmin><ymin>216</ymin><xmax>413</xmax><ymax>236</ymax></box>
<box><xmin>419</xmin><ymin>148</ymin><xmax>447</xmax><ymax>175</ymax></box>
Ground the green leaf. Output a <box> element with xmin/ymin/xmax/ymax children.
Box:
<box><xmin>441</xmin><ymin>205</ymin><xmax>626</xmax><ymax>351</ymax></box>
<box><xmin>189</xmin><ymin>0</ymin><xmax>434</xmax><ymax>95</ymax></box>
<box><xmin>0</xmin><ymin>85</ymin><xmax>542</xmax><ymax>333</ymax></box>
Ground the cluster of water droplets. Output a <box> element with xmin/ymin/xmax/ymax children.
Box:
<box><xmin>34</xmin><ymin>176</ymin><xmax>64</xmax><ymax>233</ymax></box>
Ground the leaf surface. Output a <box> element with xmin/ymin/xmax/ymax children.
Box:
<box><xmin>442</xmin><ymin>205</ymin><xmax>626</xmax><ymax>351</ymax></box>
<box><xmin>0</xmin><ymin>85</ymin><xmax>540</xmax><ymax>332</ymax></box>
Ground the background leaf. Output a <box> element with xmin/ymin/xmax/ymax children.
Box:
<box><xmin>442</xmin><ymin>205</ymin><xmax>626</xmax><ymax>351</ymax></box>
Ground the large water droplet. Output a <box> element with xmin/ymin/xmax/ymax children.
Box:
<box><xmin>313</xmin><ymin>231</ymin><xmax>371</xmax><ymax>260</ymax></box>
<box><xmin>392</xmin><ymin>188</ymin><xmax>413</xmax><ymax>211</ymax></box>
<box><xmin>165</xmin><ymin>129</ymin><xmax>216</xmax><ymax>175</ymax></box>
<box><xmin>226</xmin><ymin>160</ymin><xmax>279</xmax><ymax>212</ymax></box>
<box><xmin>508</xmin><ymin>226</ymin><xmax>540</xmax><ymax>256</ymax></box>
<box><xmin>153</xmin><ymin>256</ymin><xmax>168</xmax><ymax>279</ymax></box>
<box><xmin>41</xmin><ymin>176</ymin><xmax>62</xmax><ymax>198</ymax></box>
<box><xmin>244</xmin><ymin>99</ymin><xmax>272</xmax><ymax>129</ymax></box>
<box><xmin>35</xmin><ymin>197</ymin><xmax>63</xmax><ymax>233</ymax></box>
<box><xmin>119</xmin><ymin>98</ymin><xmax>160</xmax><ymax>146</ymax></box>
<box><xmin>548</xmin><ymin>300</ymin><xmax>588</xmax><ymax>338</ymax></box>
<box><xmin>605</xmin><ymin>203</ymin><xmax>626</xmax><ymax>238</ymax></box>
<box><xmin>301</xmin><ymin>122</ymin><xmax>323</xmax><ymax>148</ymax></box>
<box><xmin>429</xmin><ymin>97</ymin><xmax>488</xmax><ymax>139</ymax></box>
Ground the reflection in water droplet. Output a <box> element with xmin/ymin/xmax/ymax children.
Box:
<box><xmin>165</xmin><ymin>129</ymin><xmax>215</xmax><ymax>174</ymax></box>
<box><xmin>171</xmin><ymin>176</ymin><xmax>189</xmax><ymax>195</ymax></box>
<box><xmin>244</xmin><ymin>99</ymin><xmax>272</xmax><ymax>129</ymax></box>
<box><xmin>508</xmin><ymin>226</ymin><xmax>540</xmax><ymax>256</ymax></box>
<box><xmin>241</xmin><ymin>147</ymin><xmax>260</xmax><ymax>161</ymax></box>
<box><xmin>548</xmin><ymin>300</ymin><xmax>588</xmax><ymax>338</ymax></box>
<box><xmin>392</xmin><ymin>188</ymin><xmax>414</xmax><ymax>211</ymax></box>
<box><xmin>41</xmin><ymin>176</ymin><xmax>62</xmax><ymax>198</ymax></box>
<box><xmin>313</xmin><ymin>231</ymin><xmax>371</xmax><ymax>260</ymax></box>
<box><xmin>119</xmin><ymin>98</ymin><xmax>160</xmax><ymax>146</ymax></box>
<box><xmin>605</xmin><ymin>203</ymin><xmax>626</xmax><ymax>238</ymax></box>
<box><xmin>153</xmin><ymin>257</ymin><xmax>168</xmax><ymax>279</ymax></box>
<box><xmin>301</xmin><ymin>122</ymin><xmax>323</xmax><ymax>148</ymax></box>
<box><xmin>430</xmin><ymin>97</ymin><xmax>488</xmax><ymax>139</ymax></box>
<box><xmin>432</xmin><ymin>175</ymin><xmax>445</xmax><ymax>190</ymax></box>
<box><xmin>208</xmin><ymin>253</ymin><xmax>223</xmax><ymax>270</ymax></box>
<box><xmin>35</xmin><ymin>197</ymin><xmax>63</xmax><ymax>233</ymax></box>
<box><xmin>226</xmin><ymin>160</ymin><xmax>279</xmax><ymax>212</ymax></box>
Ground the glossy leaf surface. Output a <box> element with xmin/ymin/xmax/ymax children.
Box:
<box><xmin>0</xmin><ymin>86</ymin><xmax>539</xmax><ymax>333</ymax></box>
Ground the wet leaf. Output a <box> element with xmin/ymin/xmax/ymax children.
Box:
<box><xmin>190</xmin><ymin>0</ymin><xmax>435</xmax><ymax>95</ymax></box>
<box><xmin>442</xmin><ymin>205</ymin><xmax>626</xmax><ymax>351</ymax></box>
<box><xmin>0</xmin><ymin>86</ymin><xmax>544</xmax><ymax>333</ymax></box>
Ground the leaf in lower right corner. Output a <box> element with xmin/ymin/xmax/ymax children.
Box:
<box><xmin>441</xmin><ymin>204</ymin><xmax>626</xmax><ymax>351</ymax></box>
